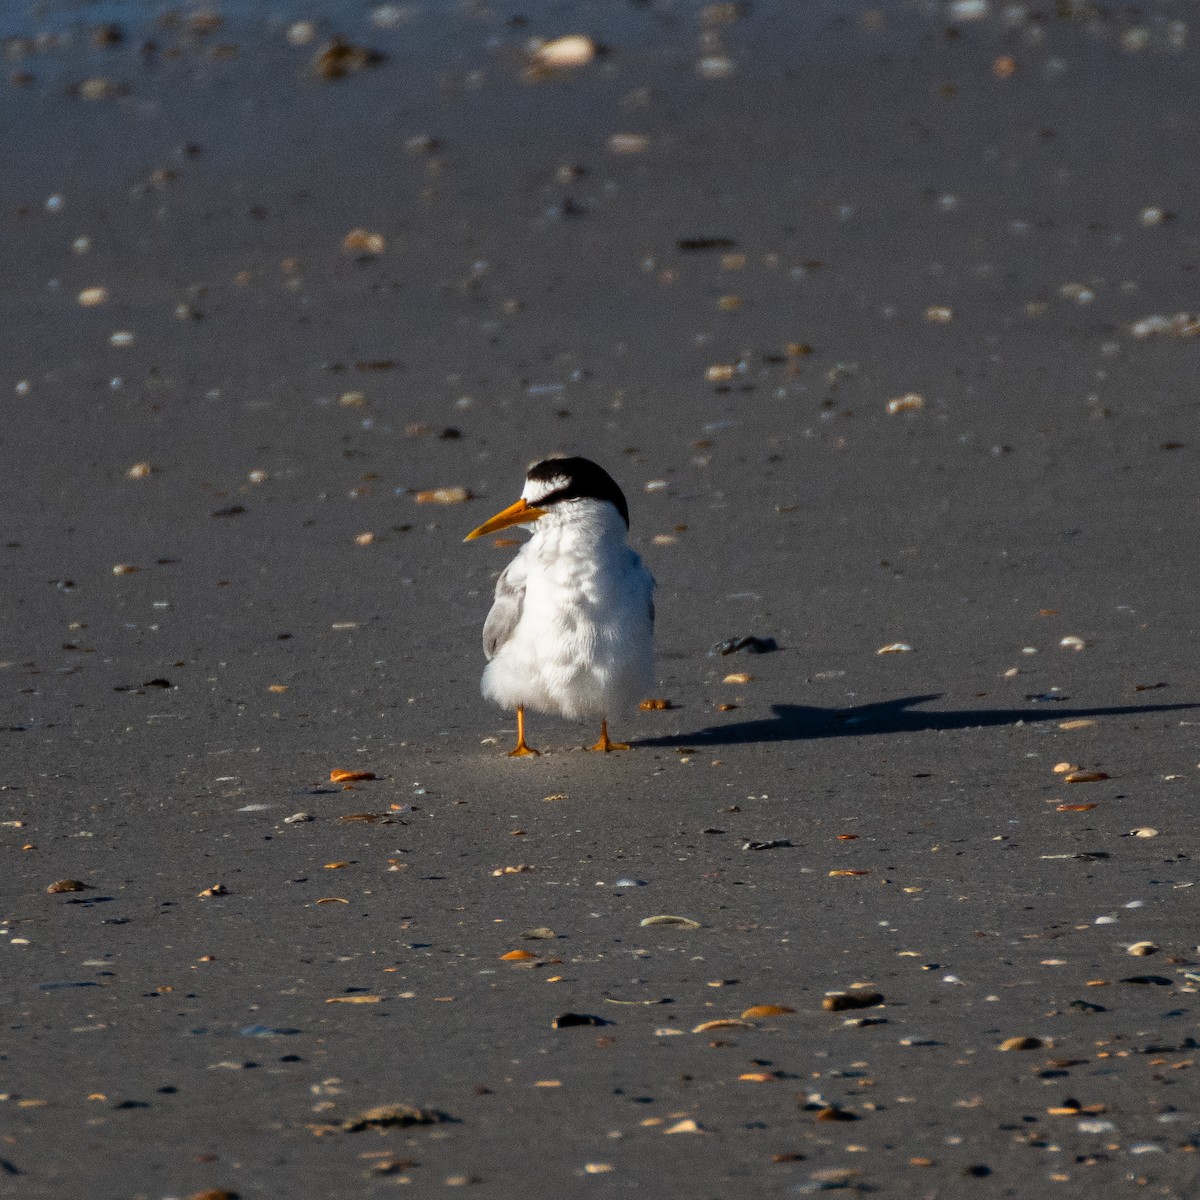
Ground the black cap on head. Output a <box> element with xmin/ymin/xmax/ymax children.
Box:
<box><xmin>525</xmin><ymin>456</ymin><xmax>630</xmax><ymax>527</ymax></box>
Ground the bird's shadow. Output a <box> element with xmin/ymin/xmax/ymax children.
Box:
<box><xmin>636</xmin><ymin>694</ymin><xmax>1198</xmax><ymax>748</ymax></box>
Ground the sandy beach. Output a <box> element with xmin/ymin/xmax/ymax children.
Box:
<box><xmin>3</xmin><ymin>1</ymin><xmax>1199</xmax><ymax>1196</ymax></box>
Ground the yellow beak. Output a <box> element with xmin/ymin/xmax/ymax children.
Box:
<box><xmin>463</xmin><ymin>497</ymin><xmax>547</xmax><ymax>542</ymax></box>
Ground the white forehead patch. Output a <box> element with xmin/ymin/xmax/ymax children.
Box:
<box><xmin>522</xmin><ymin>475</ymin><xmax>569</xmax><ymax>505</ymax></box>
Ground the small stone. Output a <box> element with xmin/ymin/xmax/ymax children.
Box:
<box><xmin>283</xmin><ymin>813</ymin><xmax>313</xmax><ymax>824</ymax></box>
<box><xmin>822</xmin><ymin>991</ymin><xmax>884</xmax><ymax>1012</ymax></box>
<box><xmin>312</xmin><ymin>38</ymin><xmax>386</xmax><ymax>81</ymax></box>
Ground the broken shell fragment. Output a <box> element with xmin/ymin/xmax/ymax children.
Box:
<box><xmin>329</xmin><ymin>770</ymin><xmax>376</xmax><ymax>783</ymax></box>
<box><xmin>640</xmin><ymin>915</ymin><xmax>701</xmax><ymax>929</ymax></box>
<box><xmin>500</xmin><ymin>949</ymin><xmax>537</xmax><ymax>961</ymax></box>
<box><xmin>886</xmin><ymin>393</ymin><xmax>924</xmax><ymax>414</ymax></box>
<box><xmin>1064</xmin><ymin>771</ymin><xmax>1109</xmax><ymax>784</ymax></box>
<box><xmin>741</xmin><ymin>1005</ymin><xmax>796</xmax><ymax>1019</ymax></box>
<box><xmin>1126</xmin><ymin>941</ymin><xmax>1158</xmax><ymax>956</ymax></box>
<box><xmin>46</xmin><ymin>879</ymin><xmax>88</xmax><ymax>894</ymax></box>
<box><xmin>876</xmin><ymin>642</ymin><xmax>913</xmax><ymax>654</ymax></box>
<box><xmin>1059</xmin><ymin>635</ymin><xmax>1087</xmax><ymax>650</ymax></box>
<box><xmin>722</xmin><ymin>672</ymin><xmax>752</xmax><ymax>684</ymax></box>
<box><xmin>126</xmin><ymin>461</ymin><xmax>152</xmax><ymax>479</ymax></box>
<box><xmin>639</xmin><ymin>698</ymin><xmax>673</xmax><ymax>710</ymax></box>
<box><xmin>198</xmin><ymin>884</ymin><xmax>228</xmax><ymax>898</ymax></box>
<box><xmin>78</xmin><ymin>286</ymin><xmax>108</xmax><ymax>306</ymax></box>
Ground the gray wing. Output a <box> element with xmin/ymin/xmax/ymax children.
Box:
<box><xmin>482</xmin><ymin>553</ymin><xmax>527</xmax><ymax>660</ymax></box>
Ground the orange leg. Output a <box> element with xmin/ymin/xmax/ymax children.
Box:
<box><xmin>588</xmin><ymin>718</ymin><xmax>630</xmax><ymax>753</ymax></box>
<box><xmin>508</xmin><ymin>705</ymin><xmax>540</xmax><ymax>757</ymax></box>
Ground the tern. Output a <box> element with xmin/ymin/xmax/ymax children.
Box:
<box><xmin>464</xmin><ymin>456</ymin><xmax>656</xmax><ymax>757</ymax></box>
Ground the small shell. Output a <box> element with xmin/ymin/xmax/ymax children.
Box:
<box><xmin>876</xmin><ymin>642</ymin><xmax>913</xmax><ymax>654</ymax></box>
<box><xmin>342</xmin><ymin>229</ymin><xmax>385</xmax><ymax>255</ymax></box>
<box><xmin>500</xmin><ymin>949</ymin><xmax>537</xmax><ymax>961</ymax></box>
<box><xmin>640</xmin><ymin>915</ymin><xmax>700</xmax><ymax>929</ymax></box>
<box><xmin>998</xmin><ymin>1035</ymin><xmax>1045</xmax><ymax>1051</ymax></box>
<box><xmin>693</xmin><ymin>1019</ymin><xmax>754</xmax><ymax>1033</ymax></box>
<box><xmin>723</xmin><ymin>672</ymin><xmax>752</xmax><ymax>684</ymax></box>
<box><xmin>662</xmin><ymin>1118</ymin><xmax>703</xmax><ymax>1134</ymax></box>
<box><xmin>1126</xmin><ymin>941</ymin><xmax>1158</xmax><ymax>956</ymax></box>
<box><xmin>530</xmin><ymin>34</ymin><xmax>597</xmax><ymax>69</ymax></box>
<box><xmin>1059</xmin><ymin>635</ymin><xmax>1087</xmax><ymax>650</ymax></box>
<box><xmin>1064</xmin><ymin>771</ymin><xmax>1109</xmax><ymax>784</ymax></box>
<box><xmin>415</xmin><ymin>486</ymin><xmax>470</xmax><ymax>505</ymax></box>
<box><xmin>608</xmin><ymin>133</ymin><xmax>649</xmax><ymax>154</ymax></box>
<box><xmin>78</xmin><ymin>286</ymin><xmax>108</xmax><ymax>306</ymax></box>
<box><xmin>886</xmin><ymin>393</ymin><xmax>924</xmax><ymax>415</ymax></box>
<box><xmin>126</xmin><ymin>461</ymin><xmax>152</xmax><ymax>479</ymax></box>
<box><xmin>741</xmin><ymin>1004</ymin><xmax>795</xmax><ymax>1019</ymax></box>
<box><xmin>329</xmin><ymin>770</ymin><xmax>376</xmax><ymax>783</ymax></box>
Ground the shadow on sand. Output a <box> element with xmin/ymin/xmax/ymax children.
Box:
<box><xmin>636</xmin><ymin>694</ymin><xmax>1198</xmax><ymax>748</ymax></box>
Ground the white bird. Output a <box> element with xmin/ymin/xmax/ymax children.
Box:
<box><xmin>464</xmin><ymin>456</ymin><xmax>656</xmax><ymax>757</ymax></box>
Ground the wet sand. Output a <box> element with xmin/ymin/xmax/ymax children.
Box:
<box><xmin>3</xmin><ymin>2</ymin><xmax>1200</xmax><ymax>1196</ymax></box>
